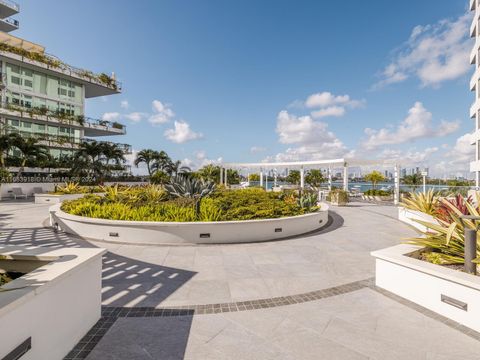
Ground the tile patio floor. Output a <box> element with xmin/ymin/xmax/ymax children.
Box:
<box><xmin>1</xmin><ymin>201</ymin><xmax>479</xmax><ymax>359</ymax></box>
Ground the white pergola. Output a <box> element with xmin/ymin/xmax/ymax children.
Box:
<box><xmin>220</xmin><ymin>158</ymin><xmax>403</xmax><ymax>204</ymax></box>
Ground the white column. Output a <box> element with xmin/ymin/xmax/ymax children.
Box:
<box><xmin>343</xmin><ymin>163</ymin><xmax>348</xmax><ymax>191</ymax></box>
<box><xmin>219</xmin><ymin>167</ymin><xmax>223</xmax><ymax>184</ymax></box>
<box><xmin>394</xmin><ymin>164</ymin><xmax>400</xmax><ymax>205</ymax></box>
<box><xmin>274</xmin><ymin>169</ymin><xmax>277</xmax><ymax>188</ymax></box>
<box><xmin>328</xmin><ymin>167</ymin><xmax>332</xmax><ymax>190</ymax></box>
<box><xmin>247</xmin><ymin>172</ymin><xmax>250</xmax><ymax>186</ymax></box>
<box><xmin>224</xmin><ymin>168</ymin><xmax>228</xmax><ymax>186</ymax></box>
<box><xmin>300</xmin><ymin>166</ymin><xmax>305</xmax><ymax>189</ymax></box>
<box><xmin>260</xmin><ymin>169</ymin><xmax>263</xmax><ymax>187</ymax></box>
<box><xmin>265</xmin><ymin>170</ymin><xmax>269</xmax><ymax>191</ymax></box>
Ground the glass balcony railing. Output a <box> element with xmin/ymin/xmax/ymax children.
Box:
<box><xmin>0</xmin><ymin>102</ymin><xmax>126</xmax><ymax>133</ymax></box>
<box><xmin>2</xmin><ymin>17</ymin><xmax>18</xmax><ymax>27</ymax></box>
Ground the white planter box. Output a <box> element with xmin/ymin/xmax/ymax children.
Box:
<box><xmin>372</xmin><ymin>244</ymin><xmax>480</xmax><ymax>333</ymax></box>
<box><xmin>49</xmin><ymin>203</ymin><xmax>329</xmax><ymax>245</ymax></box>
<box><xmin>397</xmin><ymin>207</ymin><xmax>437</xmax><ymax>232</ymax></box>
<box><xmin>0</xmin><ymin>246</ymin><xmax>106</xmax><ymax>360</ymax></box>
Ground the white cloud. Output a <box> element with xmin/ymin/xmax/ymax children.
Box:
<box><xmin>374</xmin><ymin>14</ymin><xmax>471</xmax><ymax>88</ymax></box>
<box><xmin>183</xmin><ymin>150</ymin><xmax>222</xmax><ymax>169</ymax></box>
<box><xmin>269</xmin><ymin>110</ymin><xmax>352</xmax><ymax>161</ymax></box>
<box><xmin>250</xmin><ymin>146</ymin><xmax>266</xmax><ymax>154</ymax></box>
<box><xmin>447</xmin><ymin>132</ymin><xmax>474</xmax><ymax>164</ymax></box>
<box><xmin>125</xmin><ymin>112</ymin><xmax>147</xmax><ymax>123</ymax></box>
<box><xmin>310</xmin><ymin>106</ymin><xmax>346</xmax><ymax>119</ymax></box>
<box><xmin>120</xmin><ymin>100</ymin><xmax>129</xmax><ymax>109</ymax></box>
<box><xmin>362</xmin><ymin>102</ymin><xmax>459</xmax><ymax>150</ymax></box>
<box><xmin>101</xmin><ymin>112</ymin><xmax>120</xmax><ymax>121</ymax></box>
<box><xmin>149</xmin><ymin>100</ymin><xmax>175</xmax><ymax>125</ymax></box>
<box><xmin>379</xmin><ymin>147</ymin><xmax>439</xmax><ymax>164</ymax></box>
<box><xmin>164</xmin><ymin>121</ymin><xmax>203</xmax><ymax>143</ymax></box>
<box><xmin>303</xmin><ymin>91</ymin><xmax>364</xmax><ymax>119</ymax></box>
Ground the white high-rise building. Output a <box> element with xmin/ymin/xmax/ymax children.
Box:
<box><xmin>470</xmin><ymin>0</ymin><xmax>480</xmax><ymax>186</ymax></box>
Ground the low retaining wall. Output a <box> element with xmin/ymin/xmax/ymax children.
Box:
<box><xmin>34</xmin><ymin>193</ymin><xmax>104</xmax><ymax>204</ymax></box>
<box><xmin>372</xmin><ymin>244</ymin><xmax>480</xmax><ymax>333</ymax></box>
<box><xmin>0</xmin><ymin>246</ymin><xmax>106</xmax><ymax>360</ymax></box>
<box><xmin>398</xmin><ymin>207</ymin><xmax>437</xmax><ymax>232</ymax></box>
<box><xmin>50</xmin><ymin>204</ymin><xmax>329</xmax><ymax>245</ymax></box>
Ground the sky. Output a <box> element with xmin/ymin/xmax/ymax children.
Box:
<box><xmin>16</xmin><ymin>0</ymin><xmax>475</xmax><ymax>177</ymax></box>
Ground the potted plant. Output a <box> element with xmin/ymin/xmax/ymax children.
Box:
<box><xmin>328</xmin><ymin>189</ymin><xmax>348</xmax><ymax>206</ymax></box>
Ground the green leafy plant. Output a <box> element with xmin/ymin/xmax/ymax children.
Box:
<box><xmin>328</xmin><ymin>189</ymin><xmax>349</xmax><ymax>205</ymax></box>
<box><xmin>364</xmin><ymin>171</ymin><xmax>385</xmax><ymax>190</ymax></box>
<box><xmin>297</xmin><ymin>192</ymin><xmax>319</xmax><ymax>211</ymax></box>
<box><xmin>405</xmin><ymin>197</ymin><xmax>480</xmax><ymax>265</ymax></box>
<box><xmin>400</xmin><ymin>190</ymin><xmax>438</xmax><ymax>216</ymax></box>
<box><xmin>165</xmin><ymin>175</ymin><xmax>216</xmax><ymax>218</ymax></box>
<box><xmin>364</xmin><ymin>189</ymin><xmax>392</xmax><ymax>196</ymax></box>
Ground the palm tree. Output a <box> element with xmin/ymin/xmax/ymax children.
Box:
<box><xmin>0</xmin><ymin>132</ymin><xmax>22</xmax><ymax>168</ymax></box>
<box><xmin>364</xmin><ymin>170</ymin><xmax>385</xmax><ymax>190</ymax></box>
<box><xmin>101</xmin><ymin>142</ymin><xmax>126</xmax><ymax>175</ymax></box>
<box><xmin>14</xmin><ymin>137</ymin><xmax>50</xmax><ymax>177</ymax></box>
<box><xmin>167</xmin><ymin>159</ymin><xmax>191</xmax><ymax>177</ymax></box>
<box><xmin>71</xmin><ymin>141</ymin><xmax>104</xmax><ymax>179</ymax></box>
<box><xmin>151</xmin><ymin>150</ymin><xmax>173</xmax><ymax>174</ymax></box>
<box><xmin>305</xmin><ymin>169</ymin><xmax>325</xmax><ymax>188</ymax></box>
<box><xmin>134</xmin><ymin>149</ymin><xmax>157</xmax><ymax>176</ymax></box>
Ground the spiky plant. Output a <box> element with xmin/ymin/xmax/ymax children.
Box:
<box><xmin>400</xmin><ymin>189</ymin><xmax>438</xmax><ymax>216</ymax></box>
<box><xmin>406</xmin><ymin>197</ymin><xmax>480</xmax><ymax>265</ymax></box>
<box><xmin>164</xmin><ymin>175</ymin><xmax>216</xmax><ymax>218</ymax></box>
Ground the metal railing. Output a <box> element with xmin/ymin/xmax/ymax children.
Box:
<box><xmin>2</xmin><ymin>17</ymin><xmax>18</xmax><ymax>27</ymax></box>
<box><xmin>0</xmin><ymin>102</ymin><xmax>126</xmax><ymax>133</ymax></box>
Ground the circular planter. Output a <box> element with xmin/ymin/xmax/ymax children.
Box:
<box><xmin>49</xmin><ymin>203</ymin><xmax>329</xmax><ymax>245</ymax></box>
<box><xmin>35</xmin><ymin>193</ymin><xmax>104</xmax><ymax>204</ymax></box>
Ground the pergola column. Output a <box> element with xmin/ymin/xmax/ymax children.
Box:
<box><xmin>273</xmin><ymin>169</ymin><xmax>277</xmax><ymax>188</ymax></box>
<box><xmin>394</xmin><ymin>164</ymin><xmax>400</xmax><ymax>205</ymax></box>
<box><xmin>265</xmin><ymin>170</ymin><xmax>269</xmax><ymax>190</ymax></box>
<box><xmin>343</xmin><ymin>162</ymin><xmax>348</xmax><ymax>191</ymax></box>
<box><xmin>224</xmin><ymin>168</ymin><xmax>228</xmax><ymax>186</ymax></box>
<box><xmin>328</xmin><ymin>167</ymin><xmax>332</xmax><ymax>190</ymax></box>
<box><xmin>260</xmin><ymin>169</ymin><xmax>263</xmax><ymax>187</ymax></box>
<box><xmin>219</xmin><ymin>166</ymin><xmax>223</xmax><ymax>184</ymax></box>
<box><xmin>300</xmin><ymin>166</ymin><xmax>305</xmax><ymax>189</ymax></box>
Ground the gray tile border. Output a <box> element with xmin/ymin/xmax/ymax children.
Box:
<box><xmin>64</xmin><ymin>278</ymin><xmax>372</xmax><ymax>359</ymax></box>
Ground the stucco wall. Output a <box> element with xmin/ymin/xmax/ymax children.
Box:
<box><xmin>50</xmin><ymin>204</ymin><xmax>329</xmax><ymax>245</ymax></box>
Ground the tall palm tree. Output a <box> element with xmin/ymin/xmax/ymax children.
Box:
<box><xmin>72</xmin><ymin>141</ymin><xmax>104</xmax><ymax>178</ymax></box>
<box><xmin>0</xmin><ymin>132</ymin><xmax>22</xmax><ymax>168</ymax></box>
<box><xmin>102</xmin><ymin>142</ymin><xmax>126</xmax><ymax>167</ymax></box>
<box><xmin>134</xmin><ymin>149</ymin><xmax>157</xmax><ymax>176</ymax></box>
<box><xmin>151</xmin><ymin>150</ymin><xmax>172</xmax><ymax>174</ymax></box>
<box><xmin>14</xmin><ymin>137</ymin><xmax>50</xmax><ymax>177</ymax></box>
<box><xmin>167</xmin><ymin>160</ymin><xmax>191</xmax><ymax>177</ymax></box>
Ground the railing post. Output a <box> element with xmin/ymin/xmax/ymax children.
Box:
<box><xmin>460</xmin><ymin>215</ymin><xmax>480</xmax><ymax>275</ymax></box>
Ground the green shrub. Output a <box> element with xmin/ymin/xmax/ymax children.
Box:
<box><xmin>327</xmin><ymin>189</ymin><xmax>349</xmax><ymax>204</ymax></box>
<box><xmin>363</xmin><ymin>189</ymin><xmax>392</xmax><ymax>196</ymax></box>
<box><xmin>61</xmin><ymin>187</ymin><xmax>315</xmax><ymax>222</ymax></box>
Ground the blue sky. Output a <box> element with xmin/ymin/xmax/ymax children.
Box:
<box><xmin>17</xmin><ymin>0</ymin><xmax>474</xmax><ymax>176</ymax></box>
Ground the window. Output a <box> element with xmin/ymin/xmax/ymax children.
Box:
<box><xmin>11</xmin><ymin>76</ymin><xmax>21</xmax><ymax>85</ymax></box>
<box><xmin>24</xmin><ymin>79</ymin><xmax>33</xmax><ymax>88</ymax></box>
<box><xmin>35</xmin><ymin>124</ymin><xmax>45</xmax><ymax>131</ymax></box>
<box><xmin>9</xmin><ymin>119</ymin><xmax>19</xmax><ymax>127</ymax></box>
<box><xmin>22</xmin><ymin>68</ymin><xmax>33</xmax><ymax>77</ymax></box>
<box><xmin>68</xmin><ymin>90</ymin><xmax>75</xmax><ymax>98</ymax></box>
<box><xmin>21</xmin><ymin>121</ymin><xmax>32</xmax><ymax>128</ymax></box>
<box><xmin>58</xmin><ymin>88</ymin><xmax>67</xmax><ymax>96</ymax></box>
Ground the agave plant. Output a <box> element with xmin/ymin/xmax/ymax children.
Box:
<box><xmin>164</xmin><ymin>175</ymin><xmax>216</xmax><ymax>218</ymax></box>
<box><xmin>406</xmin><ymin>197</ymin><xmax>480</xmax><ymax>265</ymax></box>
<box><xmin>400</xmin><ymin>189</ymin><xmax>438</xmax><ymax>216</ymax></box>
<box><xmin>297</xmin><ymin>192</ymin><xmax>318</xmax><ymax>211</ymax></box>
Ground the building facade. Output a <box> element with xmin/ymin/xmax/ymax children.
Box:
<box><xmin>0</xmin><ymin>1</ymin><xmax>130</xmax><ymax>173</ymax></box>
<box><xmin>471</xmin><ymin>0</ymin><xmax>480</xmax><ymax>186</ymax></box>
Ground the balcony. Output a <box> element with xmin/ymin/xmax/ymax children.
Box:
<box><xmin>83</xmin><ymin>138</ymin><xmax>132</xmax><ymax>154</ymax></box>
<box><xmin>0</xmin><ymin>16</ymin><xmax>17</xmax><ymax>32</ymax></box>
<box><xmin>0</xmin><ymin>42</ymin><xmax>122</xmax><ymax>98</ymax></box>
<box><xmin>0</xmin><ymin>0</ymin><xmax>19</xmax><ymax>19</ymax></box>
<box><xmin>6</xmin><ymin>129</ymin><xmax>81</xmax><ymax>149</ymax></box>
<box><xmin>0</xmin><ymin>102</ymin><xmax>126</xmax><ymax>136</ymax></box>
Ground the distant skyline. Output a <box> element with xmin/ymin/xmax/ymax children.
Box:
<box><xmin>17</xmin><ymin>0</ymin><xmax>474</xmax><ymax>177</ymax></box>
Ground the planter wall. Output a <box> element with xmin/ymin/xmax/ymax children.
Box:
<box><xmin>372</xmin><ymin>244</ymin><xmax>480</xmax><ymax>333</ymax></box>
<box><xmin>0</xmin><ymin>246</ymin><xmax>106</xmax><ymax>360</ymax></box>
<box><xmin>34</xmin><ymin>193</ymin><xmax>88</xmax><ymax>204</ymax></box>
<box><xmin>397</xmin><ymin>207</ymin><xmax>437</xmax><ymax>232</ymax></box>
<box><xmin>50</xmin><ymin>203</ymin><xmax>329</xmax><ymax>245</ymax></box>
